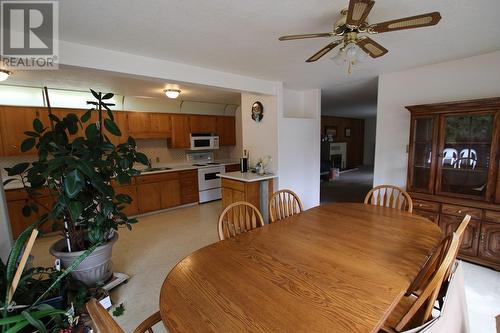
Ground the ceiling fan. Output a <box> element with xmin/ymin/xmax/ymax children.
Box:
<box><xmin>278</xmin><ymin>0</ymin><xmax>441</xmax><ymax>71</ymax></box>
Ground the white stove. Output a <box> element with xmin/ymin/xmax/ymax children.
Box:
<box><xmin>187</xmin><ymin>152</ymin><xmax>225</xmax><ymax>203</ymax></box>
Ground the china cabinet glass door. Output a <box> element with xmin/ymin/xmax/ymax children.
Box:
<box><xmin>409</xmin><ymin>116</ymin><xmax>436</xmax><ymax>193</ymax></box>
<box><xmin>437</xmin><ymin>113</ymin><xmax>495</xmax><ymax>199</ymax></box>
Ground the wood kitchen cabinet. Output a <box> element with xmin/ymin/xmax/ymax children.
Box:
<box><xmin>179</xmin><ymin>170</ymin><xmax>199</xmax><ymax>204</ymax></box>
<box><xmin>160</xmin><ymin>178</ymin><xmax>181</xmax><ymax>208</ymax></box>
<box><xmin>217</xmin><ymin>116</ymin><xmax>236</xmax><ymax>146</ymax></box>
<box><xmin>169</xmin><ymin>115</ymin><xmax>190</xmax><ymax>149</ymax></box>
<box><xmin>137</xmin><ymin>182</ymin><xmax>162</xmax><ymax>213</ymax></box>
<box><xmin>5</xmin><ymin>188</ymin><xmax>56</xmax><ymax>239</ymax></box>
<box><xmin>406</xmin><ymin>97</ymin><xmax>500</xmax><ymax>270</ymax></box>
<box><xmin>189</xmin><ymin>115</ymin><xmax>217</xmax><ymax>134</ymax></box>
<box><xmin>0</xmin><ymin>106</ymin><xmax>45</xmax><ymax>156</ymax></box>
<box><xmin>127</xmin><ymin>112</ymin><xmax>171</xmax><ymax>139</ymax></box>
<box><xmin>114</xmin><ymin>184</ymin><xmax>139</xmax><ymax>216</ymax></box>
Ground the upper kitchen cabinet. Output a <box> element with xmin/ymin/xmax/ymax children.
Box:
<box><xmin>189</xmin><ymin>115</ymin><xmax>217</xmax><ymax>134</ymax></box>
<box><xmin>217</xmin><ymin>116</ymin><xmax>236</xmax><ymax>146</ymax></box>
<box><xmin>0</xmin><ymin>106</ymin><xmax>45</xmax><ymax>156</ymax></box>
<box><xmin>169</xmin><ymin>114</ymin><xmax>190</xmax><ymax>149</ymax></box>
<box><xmin>127</xmin><ymin>112</ymin><xmax>171</xmax><ymax>139</ymax></box>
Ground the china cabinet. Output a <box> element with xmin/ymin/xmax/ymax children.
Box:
<box><xmin>406</xmin><ymin>97</ymin><xmax>500</xmax><ymax>270</ymax></box>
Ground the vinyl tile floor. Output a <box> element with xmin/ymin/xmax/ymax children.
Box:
<box><xmin>31</xmin><ymin>201</ymin><xmax>500</xmax><ymax>333</ymax></box>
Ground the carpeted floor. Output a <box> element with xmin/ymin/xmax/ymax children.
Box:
<box><xmin>320</xmin><ymin>165</ymin><xmax>374</xmax><ymax>204</ymax></box>
<box><xmin>30</xmin><ymin>199</ymin><xmax>500</xmax><ymax>333</ymax></box>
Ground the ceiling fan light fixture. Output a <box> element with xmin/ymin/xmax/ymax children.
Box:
<box><xmin>332</xmin><ymin>43</ymin><xmax>366</xmax><ymax>74</ymax></box>
<box><xmin>0</xmin><ymin>69</ymin><xmax>11</xmax><ymax>81</ymax></box>
<box><xmin>164</xmin><ymin>89</ymin><xmax>181</xmax><ymax>99</ymax></box>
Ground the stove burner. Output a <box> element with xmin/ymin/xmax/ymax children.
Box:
<box><xmin>192</xmin><ymin>163</ymin><xmax>206</xmax><ymax>166</ymax></box>
<box><xmin>207</xmin><ymin>162</ymin><xmax>220</xmax><ymax>165</ymax></box>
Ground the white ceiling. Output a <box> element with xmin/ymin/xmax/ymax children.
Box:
<box><xmin>3</xmin><ymin>65</ymin><xmax>242</xmax><ymax>105</ymax></box>
<box><xmin>34</xmin><ymin>1</ymin><xmax>500</xmax><ymax>115</ymax></box>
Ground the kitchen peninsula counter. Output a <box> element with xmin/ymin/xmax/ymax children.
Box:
<box><xmin>218</xmin><ymin>171</ymin><xmax>277</xmax><ymax>223</ymax></box>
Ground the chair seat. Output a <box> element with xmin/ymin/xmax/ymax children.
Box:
<box><xmin>382</xmin><ymin>295</ymin><xmax>419</xmax><ymax>332</ymax></box>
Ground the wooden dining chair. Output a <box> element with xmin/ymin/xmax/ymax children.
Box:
<box><xmin>86</xmin><ymin>298</ymin><xmax>162</xmax><ymax>333</ymax></box>
<box><xmin>269</xmin><ymin>189</ymin><xmax>304</xmax><ymax>223</ymax></box>
<box><xmin>218</xmin><ymin>201</ymin><xmax>264</xmax><ymax>240</ymax></box>
<box><xmin>381</xmin><ymin>233</ymin><xmax>459</xmax><ymax>332</ymax></box>
<box><xmin>364</xmin><ymin>185</ymin><xmax>413</xmax><ymax>213</ymax></box>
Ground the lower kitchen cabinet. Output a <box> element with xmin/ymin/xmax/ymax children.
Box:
<box><xmin>137</xmin><ymin>182</ymin><xmax>162</xmax><ymax>213</ymax></box>
<box><xmin>439</xmin><ymin>215</ymin><xmax>480</xmax><ymax>257</ymax></box>
<box><xmin>6</xmin><ymin>189</ymin><xmax>56</xmax><ymax>239</ymax></box>
<box><xmin>478</xmin><ymin>222</ymin><xmax>500</xmax><ymax>265</ymax></box>
<box><xmin>114</xmin><ymin>185</ymin><xmax>139</xmax><ymax>216</ymax></box>
<box><xmin>179</xmin><ymin>170</ymin><xmax>199</xmax><ymax>204</ymax></box>
<box><xmin>160</xmin><ymin>179</ymin><xmax>181</xmax><ymax>208</ymax></box>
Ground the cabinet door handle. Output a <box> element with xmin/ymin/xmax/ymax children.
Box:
<box><xmin>418</xmin><ymin>204</ymin><xmax>423</xmax><ymax>207</ymax></box>
<box><xmin>457</xmin><ymin>210</ymin><xmax>462</xmax><ymax>214</ymax></box>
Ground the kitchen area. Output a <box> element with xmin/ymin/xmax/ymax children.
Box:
<box><xmin>0</xmin><ymin>66</ymin><xmax>278</xmax><ymax>239</ymax></box>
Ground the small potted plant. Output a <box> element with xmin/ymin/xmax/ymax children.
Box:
<box><xmin>4</xmin><ymin>88</ymin><xmax>148</xmax><ymax>286</ymax></box>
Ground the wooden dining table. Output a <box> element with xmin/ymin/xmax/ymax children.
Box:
<box><xmin>159</xmin><ymin>203</ymin><xmax>442</xmax><ymax>333</ymax></box>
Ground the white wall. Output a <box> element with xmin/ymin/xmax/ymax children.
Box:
<box><xmin>0</xmin><ymin>181</ymin><xmax>12</xmax><ymax>262</ymax></box>
<box><xmin>241</xmin><ymin>93</ymin><xmax>279</xmax><ymax>173</ymax></box>
<box><xmin>374</xmin><ymin>50</ymin><xmax>500</xmax><ymax>187</ymax></box>
<box><xmin>363</xmin><ymin>117</ymin><xmax>376</xmax><ymax>166</ymax></box>
<box><xmin>279</xmin><ymin>88</ymin><xmax>321</xmax><ymax>209</ymax></box>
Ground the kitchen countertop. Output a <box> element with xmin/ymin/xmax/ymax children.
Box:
<box><xmin>2</xmin><ymin>160</ymin><xmax>240</xmax><ymax>190</ymax></box>
<box><xmin>218</xmin><ymin>171</ymin><xmax>277</xmax><ymax>183</ymax></box>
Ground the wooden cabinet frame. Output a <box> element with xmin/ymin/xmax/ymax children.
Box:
<box><xmin>406</xmin><ymin>97</ymin><xmax>500</xmax><ymax>271</ymax></box>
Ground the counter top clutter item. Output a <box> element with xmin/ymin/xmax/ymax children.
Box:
<box><xmin>159</xmin><ymin>203</ymin><xmax>442</xmax><ymax>332</ymax></box>
<box><xmin>3</xmin><ymin>88</ymin><xmax>149</xmax><ymax>286</ymax></box>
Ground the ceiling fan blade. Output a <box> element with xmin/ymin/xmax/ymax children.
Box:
<box><xmin>346</xmin><ymin>0</ymin><xmax>375</xmax><ymax>28</ymax></box>
<box><xmin>357</xmin><ymin>37</ymin><xmax>388</xmax><ymax>58</ymax></box>
<box><xmin>306</xmin><ymin>41</ymin><xmax>342</xmax><ymax>62</ymax></box>
<box><xmin>369</xmin><ymin>12</ymin><xmax>441</xmax><ymax>33</ymax></box>
<box><xmin>279</xmin><ymin>33</ymin><xmax>332</xmax><ymax>41</ymax></box>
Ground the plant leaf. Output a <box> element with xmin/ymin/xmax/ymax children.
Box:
<box><xmin>64</xmin><ymin>169</ymin><xmax>84</xmax><ymax>198</ymax></box>
<box><xmin>5</xmin><ymin>162</ymin><xmax>30</xmax><ymax>176</ymax></box>
<box><xmin>104</xmin><ymin>118</ymin><xmax>121</xmax><ymax>136</ymax></box>
<box><xmin>90</xmin><ymin>89</ymin><xmax>100</xmax><ymax>100</ymax></box>
<box><xmin>22</xmin><ymin>205</ymin><xmax>32</xmax><ymax>217</ymax></box>
<box><xmin>102</xmin><ymin>92</ymin><xmax>114</xmax><ymax>100</ymax></box>
<box><xmin>33</xmin><ymin>118</ymin><xmax>44</xmax><ymax>133</ymax></box>
<box><xmin>81</xmin><ymin>109</ymin><xmax>92</xmax><ymax>122</ymax></box>
<box><xmin>21</xmin><ymin>310</ymin><xmax>47</xmax><ymax>333</ymax></box>
<box><xmin>21</xmin><ymin>138</ymin><xmax>36</xmax><ymax>152</ymax></box>
<box><xmin>68</xmin><ymin>201</ymin><xmax>83</xmax><ymax>221</ymax></box>
<box><xmin>116</xmin><ymin>194</ymin><xmax>132</xmax><ymax>204</ymax></box>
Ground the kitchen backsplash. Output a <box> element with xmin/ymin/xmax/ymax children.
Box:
<box><xmin>0</xmin><ymin>140</ymin><xmax>239</xmax><ymax>182</ymax></box>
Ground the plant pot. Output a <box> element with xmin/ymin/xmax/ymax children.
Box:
<box><xmin>49</xmin><ymin>234</ymin><xmax>118</xmax><ymax>286</ymax></box>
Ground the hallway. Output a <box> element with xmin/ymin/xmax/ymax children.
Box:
<box><xmin>320</xmin><ymin>166</ymin><xmax>374</xmax><ymax>204</ymax></box>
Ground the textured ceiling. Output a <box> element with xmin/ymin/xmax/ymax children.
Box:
<box><xmin>31</xmin><ymin>1</ymin><xmax>500</xmax><ymax>116</ymax></box>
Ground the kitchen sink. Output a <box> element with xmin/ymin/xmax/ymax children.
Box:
<box><xmin>143</xmin><ymin>166</ymin><xmax>172</xmax><ymax>172</ymax></box>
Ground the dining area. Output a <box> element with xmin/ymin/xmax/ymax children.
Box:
<box><xmin>86</xmin><ymin>185</ymin><xmax>472</xmax><ymax>333</ymax></box>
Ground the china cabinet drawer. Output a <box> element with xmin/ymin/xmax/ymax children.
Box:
<box><xmin>441</xmin><ymin>204</ymin><xmax>482</xmax><ymax>219</ymax></box>
<box><xmin>413</xmin><ymin>199</ymin><xmax>440</xmax><ymax>212</ymax></box>
<box><xmin>413</xmin><ymin>209</ymin><xmax>439</xmax><ymax>224</ymax></box>
<box><xmin>484</xmin><ymin>210</ymin><xmax>500</xmax><ymax>223</ymax></box>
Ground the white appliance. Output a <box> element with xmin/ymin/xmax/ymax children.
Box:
<box><xmin>190</xmin><ymin>134</ymin><xmax>219</xmax><ymax>151</ymax></box>
<box><xmin>187</xmin><ymin>152</ymin><xmax>225</xmax><ymax>203</ymax></box>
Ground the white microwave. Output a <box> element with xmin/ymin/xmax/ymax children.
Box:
<box><xmin>190</xmin><ymin>134</ymin><xmax>220</xmax><ymax>150</ymax></box>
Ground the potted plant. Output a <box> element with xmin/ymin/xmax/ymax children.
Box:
<box><xmin>3</xmin><ymin>88</ymin><xmax>148</xmax><ymax>286</ymax></box>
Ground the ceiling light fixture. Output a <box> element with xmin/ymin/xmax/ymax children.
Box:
<box><xmin>0</xmin><ymin>69</ymin><xmax>11</xmax><ymax>81</ymax></box>
<box><xmin>332</xmin><ymin>43</ymin><xmax>367</xmax><ymax>74</ymax></box>
<box><xmin>164</xmin><ymin>89</ymin><xmax>181</xmax><ymax>99</ymax></box>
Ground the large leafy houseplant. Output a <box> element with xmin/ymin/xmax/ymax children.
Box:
<box><xmin>4</xmin><ymin>89</ymin><xmax>148</xmax><ymax>251</ymax></box>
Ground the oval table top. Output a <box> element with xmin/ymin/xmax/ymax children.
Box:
<box><xmin>159</xmin><ymin>203</ymin><xmax>442</xmax><ymax>333</ymax></box>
